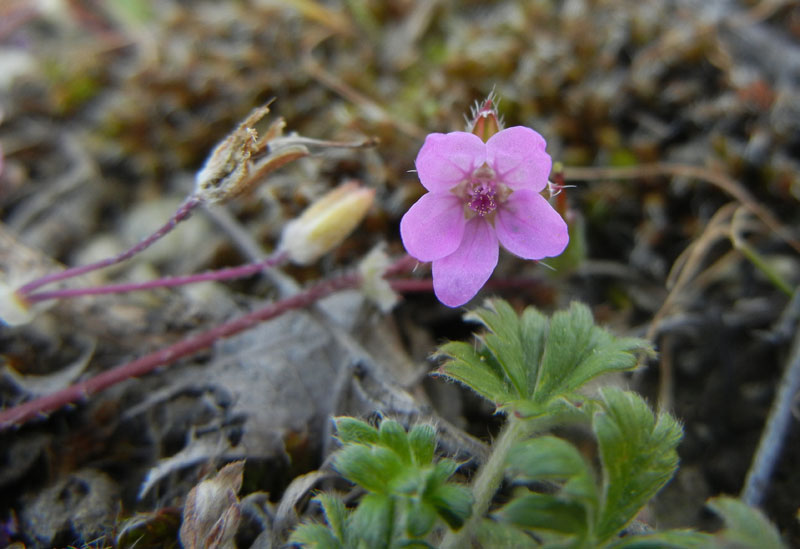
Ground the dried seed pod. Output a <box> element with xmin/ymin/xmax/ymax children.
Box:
<box><xmin>179</xmin><ymin>460</ymin><xmax>244</xmax><ymax>549</ymax></box>
<box><xmin>193</xmin><ymin>103</ymin><xmax>310</xmax><ymax>204</ymax></box>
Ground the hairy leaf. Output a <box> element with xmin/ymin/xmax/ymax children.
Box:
<box><xmin>499</xmin><ymin>492</ymin><xmax>588</xmax><ymax>537</ymax></box>
<box><xmin>288</xmin><ymin>523</ymin><xmax>342</xmax><ymax>549</ymax></box>
<box><xmin>428</xmin><ymin>483</ymin><xmax>473</xmax><ymax>529</ymax></box>
<box><xmin>436</xmin><ymin>300</ymin><xmax>651</xmax><ymax>414</ymax></box>
<box><xmin>350</xmin><ymin>494</ymin><xmax>394</xmax><ymax>548</ymax></box>
<box><xmin>379</xmin><ymin>419</ymin><xmax>412</xmax><ymax>464</ymax></box>
<box><xmin>316</xmin><ymin>493</ymin><xmax>348</xmax><ymax>543</ymax></box>
<box><xmin>334</xmin><ymin>417</ymin><xmax>378</xmax><ymax>445</ymax></box>
<box><xmin>534</xmin><ymin>303</ymin><xmax>652</xmax><ymax>403</ymax></box>
<box><xmin>406</xmin><ymin>502</ymin><xmax>437</xmax><ymax>538</ymax></box>
<box><xmin>464</xmin><ymin>300</ymin><xmax>535</xmax><ymax>398</ymax></box>
<box><xmin>508</xmin><ymin>435</ymin><xmax>598</xmax><ymax>507</ymax></box>
<box><xmin>334</xmin><ymin>445</ymin><xmax>403</xmax><ymax>494</ymax></box>
<box><xmin>434</xmin><ymin>341</ymin><xmax>510</xmax><ymax>404</ymax></box>
<box><xmin>595</xmin><ymin>388</ymin><xmax>682</xmax><ymax>542</ymax></box>
<box><xmin>408</xmin><ymin>424</ymin><xmax>436</xmax><ymax>466</ymax></box>
<box><xmin>707</xmin><ymin>496</ymin><xmax>786</xmax><ymax>549</ymax></box>
<box><xmin>607</xmin><ymin>529</ymin><xmax>712</xmax><ymax>548</ymax></box>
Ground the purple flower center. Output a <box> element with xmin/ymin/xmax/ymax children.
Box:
<box><xmin>468</xmin><ymin>183</ymin><xmax>497</xmax><ymax>215</ymax></box>
<box><xmin>466</xmin><ymin>164</ymin><xmax>499</xmax><ymax>216</ymax></box>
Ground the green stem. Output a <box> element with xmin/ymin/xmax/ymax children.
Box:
<box><xmin>440</xmin><ymin>416</ymin><xmax>534</xmax><ymax>549</ymax></box>
<box><xmin>735</xmin><ymin>240</ymin><xmax>794</xmax><ymax>297</ymax></box>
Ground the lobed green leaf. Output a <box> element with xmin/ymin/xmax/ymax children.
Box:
<box><xmin>350</xmin><ymin>493</ymin><xmax>395</xmax><ymax>548</ymax></box>
<box><xmin>707</xmin><ymin>496</ymin><xmax>786</xmax><ymax>549</ymax></box>
<box><xmin>534</xmin><ymin>303</ymin><xmax>652</xmax><ymax>404</ymax></box>
<box><xmin>427</xmin><ymin>483</ymin><xmax>473</xmax><ymax>529</ymax></box>
<box><xmin>334</xmin><ymin>445</ymin><xmax>404</xmax><ymax>494</ymax></box>
<box><xmin>436</xmin><ymin>300</ymin><xmax>652</xmax><ymax>417</ymax></box>
<box><xmin>476</xmin><ymin>518</ymin><xmax>539</xmax><ymax>548</ymax></box>
<box><xmin>518</xmin><ymin>305</ymin><xmax>549</xmax><ymax>393</ymax></box>
<box><xmin>335</xmin><ymin>417</ymin><xmax>378</xmax><ymax>445</ymax></box>
<box><xmin>316</xmin><ymin>493</ymin><xmax>348</xmax><ymax>544</ymax></box>
<box><xmin>405</xmin><ymin>501</ymin><xmax>437</xmax><ymax>538</ymax></box>
<box><xmin>606</xmin><ymin>529</ymin><xmax>713</xmax><ymax>548</ymax></box>
<box><xmin>498</xmin><ymin>492</ymin><xmax>589</xmax><ymax>538</ymax></box>
<box><xmin>434</xmin><ymin>341</ymin><xmax>510</xmax><ymax>404</ymax></box>
<box><xmin>407</xmin><ymin>424</ymin><xmax>436</xmax><ymax>466</ymax></box>
<box><xmin>464</xmin><ymin>299</ymin><xmax>532</xmax><ymax>399</ymax></box>
<box><xmin>508</xmin><ymin>435</ymin><xmax>598</xmax><ymax>508</ymax></box>
<box><xmin>288</xmin><ymin>523</ymin><xmax>342</xmax><ymax>549</ymax></box>
<box><xmin>379</xmin><ymin>419</ymin><xmax>412</xmax><ymax>464</ymax></box>
<box><xmin>594</xmin><ymin>387</ymin><xmax>683</xmax><ymax>543</ymax></box>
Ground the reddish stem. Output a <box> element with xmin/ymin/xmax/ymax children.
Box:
<box><xmin>389</xmin><ymin>279</ymin><xmax>433</xmax><ymax>293</ymax></box>
<box><xmin>0</xmin><ymin>271</ymin><xmax>359</xmax><ymax>430</ymax></box>
<box><xmin>388</xmin><ymin>275</ymin><xmax>545</xmax><ymax>294</ymax></box>
<box><xmin>24</xmin><ymin>251</ymin><xmax>289</xmax><ymax>303</ymax></box>
<box><xmin>17</xmin><ymin>196</ymin><xmax>202</xmax><ymax>296</ymax></box>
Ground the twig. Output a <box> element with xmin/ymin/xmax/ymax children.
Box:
<box><xmin>0</xmin><ymin>271</ymin><xmax>359</xmax><ymax>430</ymax></box>
<box><xmin>741</xmin><ymin>289</ymin><xmax>800</xmax><ymax>507</ymax></box>
<box><xmin>646</xmin><ymin>203</ymin><xmax>737</xmax><ymax>343</ymax></box>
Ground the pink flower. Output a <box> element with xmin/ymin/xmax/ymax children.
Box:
<box><xmin>400</xmin><ymin>127</ymin><xmax>569</xmax><ymax>307</ymax></box>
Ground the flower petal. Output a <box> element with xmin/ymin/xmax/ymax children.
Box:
<box><xmin>432</xmin><ymin>217</ymin><xmax>498</xmax><ymax>307</ymax></box>
<box><xmin>400</xmin><ymin>192</ymin><xmax>466</xmax><ymax>261</ymax></box>
<box><xmin>416</xmin><ymin>132</ymin><xmax>486</xmax><ymax>192</ymax></box>
<box><xmin>486</xmin><ymin>126</ymin><xmax>551</xmax><ymax>191</ymax></box>
<box><xmin>495</xmin><ymin>189</ymin><xmax>569</xmax><ymax>260</ymax></box>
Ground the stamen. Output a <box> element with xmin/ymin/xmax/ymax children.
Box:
<box><xmin>468</xmin><ymin>182</ymin><xmax>497</xmax><ymax>216</ymax></box>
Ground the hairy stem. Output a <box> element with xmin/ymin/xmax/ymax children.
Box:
<box><xmin>1</xmin><ymin>254</ymin><xmax>418</xmax><ymax>430</ymax></box>
<box><xmin>0</xmin><ymin>271</ymin><xmax>358</xmax><ymax>430</ymax></box>
<box><xmin>440</xmin><ymin>416</ymin><xmax>532</xmax><ymax>549</ymax></box>
<box><xmin>17</xmin><ymin>196</ymin><xmax>202</xmax><ymax>296</ymax></box>
<box><xmin>23</xmin><ymin>251</ymin><xmax>289</xmax><ymax>303</ymax></box>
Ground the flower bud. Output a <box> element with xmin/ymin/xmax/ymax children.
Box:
<box><xmin>279</xmin><ymin>181</ymin><xmax>375</xmax><ymax>265</ymax></box>
<box><xmin>467</xmin><ymin>92</ymin><xmax>503</xmax><ymax>142</ymax></box>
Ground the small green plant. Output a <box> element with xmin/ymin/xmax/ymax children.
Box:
<box><xmin>289</xmin><ymin>417</ymin><xmax>472</xmax><ymax>548</ymax></box>
<box><xmin>489</xmin><ymin>388</ymin><xmax>708</xmax><ymax>548</ymax></box>
<box><xmin>291</xmin><ymin>299</ymin><xmax>787</xmax><ymax>548</ymax></box>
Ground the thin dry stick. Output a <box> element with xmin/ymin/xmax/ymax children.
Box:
<box><xmin>742</xmin><ymin>290</ymin><xmax>800</xmax><ymax>507</ymax></box>
<box><xmin>646</xmin><ymin>203</ymin><xmax>738</xmax><ymax>343</ymax></box>
<box><xmin>636</xmin><ymin>203</ymin><xmax>736</xmax><ymax>411</ymax></box>
<box><xmin>563</xmin><ymin>163</ymin><xmax>800</xmax><ymax>255</ymax></box>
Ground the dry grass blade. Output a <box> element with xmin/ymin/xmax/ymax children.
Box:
<box><xmin>563</xmin><ymin>163</ymin><xmax>800</xmax><ymax>255</ymax></box>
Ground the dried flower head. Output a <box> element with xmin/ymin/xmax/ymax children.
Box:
<box><xmin>179</xmin><ymin>461</ymin><xmax>244</xmax><ymax>549</ymax></box>
<box><xmin>193</xmin><ymin>102</ymin><xmax>309</xmax><ymax>204</ymax></box>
